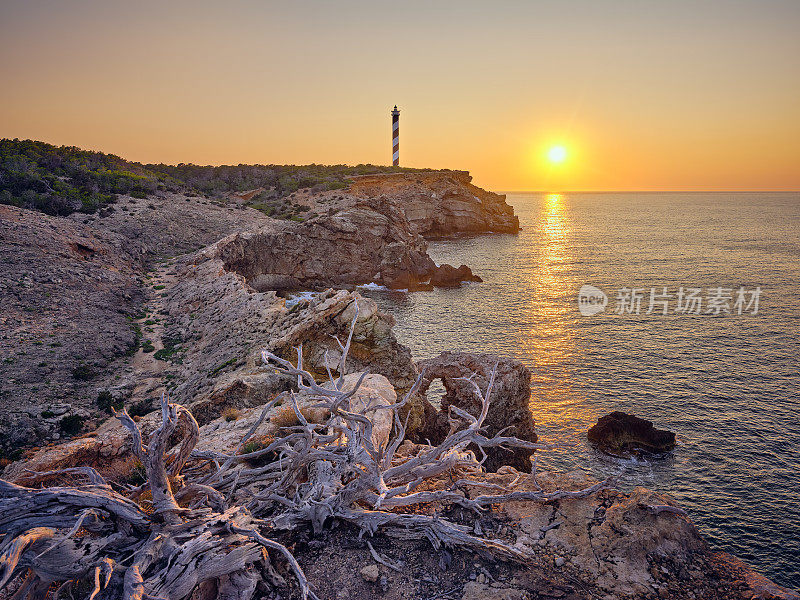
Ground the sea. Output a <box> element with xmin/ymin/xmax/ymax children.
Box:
<box><xmin>358</xmin><ymin>192</ymin><xmax>800</xmax><ymax>589</ymax></box>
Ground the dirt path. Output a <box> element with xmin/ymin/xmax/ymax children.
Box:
<box><xmin>125</xmin><ymin>262</ymin><xmax>178</xmax><ymax>410</ymax></box>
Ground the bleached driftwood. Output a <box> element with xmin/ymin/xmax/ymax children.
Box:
<box><xmin>0</xmin><ymin>306</ymin><xmax>614</xmax><ymax>600</ymax></box>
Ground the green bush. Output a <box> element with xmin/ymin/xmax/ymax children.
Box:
<box><xmin>153</xmin><ymin>335</ymin><xmax>182</xmax><ymax>362</ymax></box>
<box><xmin>59</xmin><ymin>414</ymin><xmax>84</xmax><ymax>435</ymax></box>
<box><xmin>129</xmin><ymin>400</ymin><xmax>153</xmax><ymax>417</ymax></box>
<box><xmin>71</xmin><ymin>364</ymin><xmax>96</xmax><ymax>381</ymax></box>
<box><xmin>97</xmin><ymin>390</ymin><xmax>123</xmax><ymax>413</ymax></box>
<box><xmin>1</xmin><ymin>138</ymin><xmax>437</xmax><ymax>217</ymax></box>
<box><xmin>210</xmin><ymin>358</ymin><xmax>236</xmax><ymax>376</ymax></box>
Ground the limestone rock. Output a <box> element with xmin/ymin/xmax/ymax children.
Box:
<box><xmin>588</xmin><ymin>411</ymin><xmax>676</xmax><ymax>456</ymax></box>
<box><xmin>414</xmin><ymin>352</ymin><xmax>537</xmax><ymax>472</ymax></box>
<box><xmin>328</xmin><ymin>373</ymin><xmax>397</xmax><ymax>450</ymax></box>
<box><xmin>347</xmin><ymin>171</ymin><xmax>520</xmax><ymax>236</ymax></box>
<box><xmin>359</xmin><ymin>564</ymin><xmax>380</xmax><ymax>583</ymax></box>
<box><xmin>210</xmin><ymin>199</ymin><xmax>435</xmax><ymax>292</ymax></box>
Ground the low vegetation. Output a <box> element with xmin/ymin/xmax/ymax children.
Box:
<box><xmin>1</xmin><ymin>138</ymin><xmax>434</xmax><ymax>216</ymax></box>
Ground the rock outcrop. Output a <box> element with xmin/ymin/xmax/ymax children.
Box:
<box><xmin>209</xmin><ymin>197</ymin><xmax>437</xmax><ymax>291</ymax></box>
<box><xmin>414</xmin><ymin>352</ymin><xmax>538</xmax><ymax>472</ymax></box>
<box><xmin>346</xmin><ymin>171</ymin><xmax>520</xmax><ymax>236</ymax></box>
<box><xmin>209</xmin><ymin>187</ymin><xmax>499</xmax><ymax>291</ymax></box>
<box><xmin>588</xmin><ymin>411</ymin><xmax>677</xmax><ymax>456</ymax></box>
<box><xmin>429</xmin><ymin>264</ymin><xmax>482</xmax><ymax>287</ymax></box>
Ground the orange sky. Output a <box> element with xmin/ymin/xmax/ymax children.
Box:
<box><xmin>1</xmin><ymin>1</ymin><xmax>799</xmax><ymax>191</ymax></box>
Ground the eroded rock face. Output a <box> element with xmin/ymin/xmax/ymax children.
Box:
<box><xmin>347</xmin><ymin>171</ymin><xmax>520</xmax><ymax>236</ymax></box>
<box><xmin>210</xmin><ymin>197</ymin><xmax>436</xmax><ymax>292</ymax></box>
<box><xmin>414</xmin><ymin>352</ymin><xmax>537</xmax><ymax>472</ymax></box>
<box><xmin>588</xmin><ymin>411</ymin><xmax>676</xmax><ymax>456</ymax></box>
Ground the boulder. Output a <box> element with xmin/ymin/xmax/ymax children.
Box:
<box><xmin>429</xmin><ymin>263</ymin><xmax>483</xmax><ymax>287</ymax></box>
<box><xmin>587</xmin><ymin>411</ymin><xmax>676</xmax><ymax>456</ymax></box>
<box><xmin>327</xmin><ymin>372</ymin><xmax>397</xmax><ymax>451</ymax></box>
<box><xmin>413</xmin><ymin>352</ymin><xmax>537</xmax><ymax>472</ymax></box>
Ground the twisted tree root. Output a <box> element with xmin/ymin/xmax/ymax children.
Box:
<box><xmin>0</xmin><ymin>303</ymin><xmax>614</xmax><ymax>600</ymax></box>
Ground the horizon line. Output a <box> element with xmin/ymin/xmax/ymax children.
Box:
<box><xmin>498</xmin><ymin>189</ymin><xmax>800</xmax><ymax>194</ymax></box>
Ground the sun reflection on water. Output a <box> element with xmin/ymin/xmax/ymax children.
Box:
<box><xmin>520</xmin><ymin>194</ymin><xmax>584</xmax><ymax>442</ymax></box>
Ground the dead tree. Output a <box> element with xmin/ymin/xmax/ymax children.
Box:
<box><xmin>0</xmin><ymin>308</ymin><xmax>613</xmax><ymax>600</ymax></box>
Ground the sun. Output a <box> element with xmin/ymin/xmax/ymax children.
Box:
<box><xmin>547</xmin><ymin>145</ymin><xmax>568</xmax><ymax>164</ymax></box>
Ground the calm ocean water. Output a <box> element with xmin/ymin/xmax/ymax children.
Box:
<box><xmin>360</xmin><ymin>192</ymin><xmax>800</xmax><ymax>589</ymax></box>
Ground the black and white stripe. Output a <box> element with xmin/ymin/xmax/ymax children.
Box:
<box><xmin>391</xmin><ymin>105</ymin><xmax>400</xmax><ymax>166</ymax></box>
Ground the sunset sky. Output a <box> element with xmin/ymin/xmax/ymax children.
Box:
<box><xmin>1</xmin><ymin>0</ymin><xmax>798</xmax><ymax>191</ymax></box>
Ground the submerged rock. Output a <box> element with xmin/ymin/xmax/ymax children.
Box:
<box><xmin>587</xmin><ymin>411</ymin><xmax>676</xmax><ymax>456</ymax></box>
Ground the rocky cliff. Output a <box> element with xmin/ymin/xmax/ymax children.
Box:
<box><xmin>347</xmin><ymin>171</ymin><xmax>520</xmax><ymax>236</ymax></box>
<box><xmin>216</xmin><ymin>170</ymin><xmax>519</xmax><ymax>291</ymax></box>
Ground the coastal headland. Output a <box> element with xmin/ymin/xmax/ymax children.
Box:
<box><xmin>0</xmin><ymin>141</ymin><xmax>796</xmax><ymax>600</ymax></box>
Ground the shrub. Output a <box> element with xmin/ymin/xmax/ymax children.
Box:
<box><xmin>97</xmin><ymin>390</ymin><xmax>123</xmax><ymax>413</ymax></box>
<box><xmin>154</xmin><ymin>335</ymin><xmax>182</xmax><ymax>362</ymax></box>
<box><xmin>59</xmin><ymin>414</ymin><xmax>84</xmax><ymax>435</ymax></box>
<box><xmin>129</xmin><ymin>400</ymin><xmax>153</xmax><ymax>417</ymax></box>
<box><xmin>71</xmin><ymin>363</ymin><xmax>96</xmax><ymax>380</ymax></box>
<box><xmin>128</xmin><ymin>459</ymin><xmax>147</xmax><ymax>485</ymax></box>
<box><xmin>222</xmin><ymin>407</ymin><xmax>240</xmax><ymax>422</ymax></box>
<box><xmin>240</xmin><ymin>435</ymin><xmax>278</xmax><ymax>466</ymax></box>
<box><xmin>209</xmin><ymin>358</ymin><xmax>236</xmax><ymax>377</ymax></box>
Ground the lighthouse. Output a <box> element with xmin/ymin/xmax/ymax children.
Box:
<box><xmin>391</xmin><ymin>105</ymin><xmax>400</xmax><ymax>166</ymax></box>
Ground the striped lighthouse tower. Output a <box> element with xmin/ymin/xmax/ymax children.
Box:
<box><xmin>391</xmin><ymin>105</ymin><xmax>400</xmax><ymax>166</ymax></box>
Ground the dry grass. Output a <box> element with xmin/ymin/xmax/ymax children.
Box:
<box><xmin>269</xmin><ymin>404</ymin><xmax>329</xmax><ymax>429</ymax></box>
<box><xmin>222</xmin><ymin>407</ymin><xmax>240</xmax><ymax>422</ymax></box>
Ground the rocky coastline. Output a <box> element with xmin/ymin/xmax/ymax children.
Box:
<box><xmin>1</xmin><ymin>170</ymin><xmax>796</xmax><ymax>600</ymax></box>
